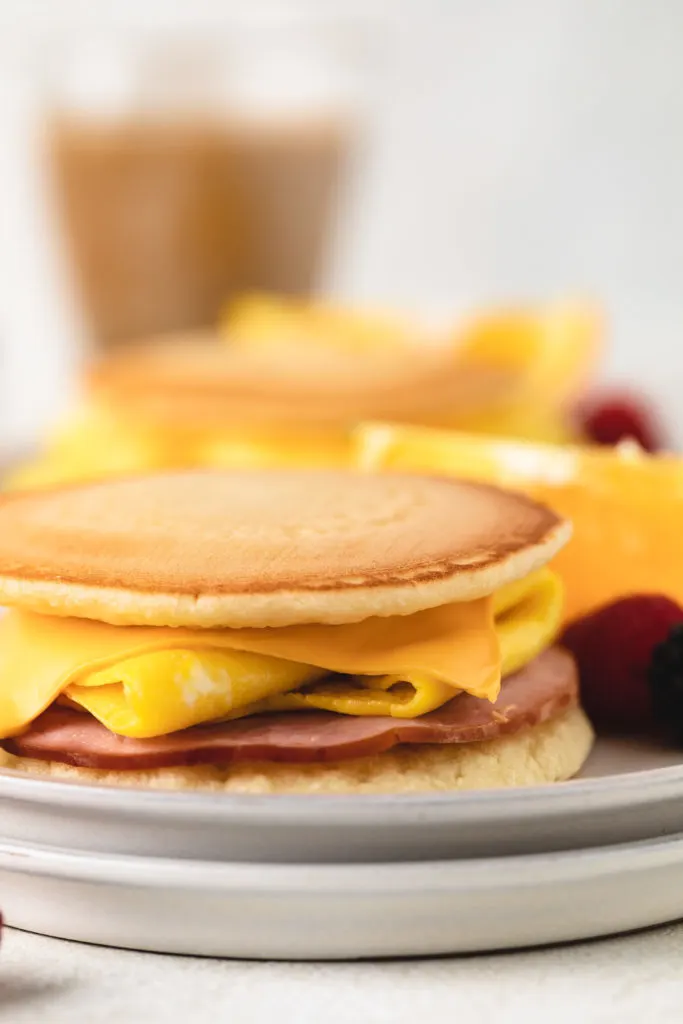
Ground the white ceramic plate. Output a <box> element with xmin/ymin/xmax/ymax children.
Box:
<box><xmin>3</xmin><ymin>831</ymin><xmax>683</xmax><ymax>959</ymax></box>
<box><xmin>0</xmin><ymin>735</ymin><xmax>682</xmax><ymax>863</ymax></box>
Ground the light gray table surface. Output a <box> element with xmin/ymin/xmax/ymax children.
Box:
<box><xmin>2</xmin><ymin>923</ymin><xmax>683</xmax><ymax>1024</ymax></box>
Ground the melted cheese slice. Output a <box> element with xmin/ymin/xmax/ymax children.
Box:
<box><xmin>0</xmin><ymin>569</ymin><xmax>562</xmax><ymax>740</ymax></box>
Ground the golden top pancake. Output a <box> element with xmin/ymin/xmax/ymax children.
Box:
<box><xmin>0</xmin><ymin>470</ymin><xmax>569</xmax><ymax>628</ymax></box>
<box><xmin>86</xmin><ymin>333</ymin><xmax>519</xmax><ymax>429</ymax></box>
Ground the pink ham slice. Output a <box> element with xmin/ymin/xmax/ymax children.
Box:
<box><xmin>3</xmin><ymin>647</ymin><xmax>577</xmax><ymax>770</ymax></box>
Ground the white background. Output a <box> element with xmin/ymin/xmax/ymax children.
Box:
<box><xmin>1</xmin><ymin>0</ymin><xmax>682</xmax><ymax>444</ymax></box>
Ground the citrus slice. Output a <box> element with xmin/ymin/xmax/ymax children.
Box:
<box><xmin>355</xmin><ymin>423</ymin><xmax>683</xmax><ymax>624</ymax></box>
<box><xmin>448</xmin><ymin>301</ymin><xmax>603</xmax><ymax>440</ymax></box>
<box><xmin>454</xmin><ymin>300</ymin><xmax>602</xmax><ymax>404</ymax></box>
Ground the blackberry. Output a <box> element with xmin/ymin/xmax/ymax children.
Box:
<box><xmin>649</xmin><ymin>624</ymin><xmax>683</xmax><ymax>741</ymax></box>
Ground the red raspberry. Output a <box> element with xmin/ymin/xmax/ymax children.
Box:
<box><xmin>579</xmin><ymin>392</ymin><xmax>664</xmax><ymax>452</ymax></box>
<box><xmin>561</xmin><ymin>595</ymin><xmax>683</xmax><ymax>729</ymax></box>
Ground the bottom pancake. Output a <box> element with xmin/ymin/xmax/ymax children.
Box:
<box><xmin>0</xmin><ymin>708</ymin><xmax>593</xmax><ymax>793</ymax></box>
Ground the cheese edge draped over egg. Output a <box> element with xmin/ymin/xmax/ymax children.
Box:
<box><xmin>0</xmin><ymin>568</ymin><xmax>562</xmax><ymax>740</ymax></box>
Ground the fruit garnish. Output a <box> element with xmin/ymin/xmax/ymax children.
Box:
<box><xmin>578</xmin><ymin>391</ymin><xmax>664</xmax><ymax>452</ymax></box>
<box><xmin>354</xmin><ymin>423</ymin><xmax>683</xmax><ymax>623</ymax></box>
<box><xmin>452</xmin><ymin>301</ymin><xmax>603</xmax><ymax>431</ymax></box>
<box><xmin>561</xmin><ymin>596</ymin><xmax>683</xmax><ymax>728</ymax></box>
<box><xmin>649</xmin><ymin>625</ymin><xmax>683</xmax><ymax>740</ymax></box>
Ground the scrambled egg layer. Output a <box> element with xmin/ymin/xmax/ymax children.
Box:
<box><xmin>0</xmin><ymin>569</ymin><xmax>562</xmax><ymax>739</ymax></box>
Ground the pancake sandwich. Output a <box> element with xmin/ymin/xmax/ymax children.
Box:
<box><xmin>0</xmin><ymin>470</ymin><xmax>593</xmax><ymax>792</ymax></box>
<box><xmin>7</xmin><ymin>333</ymin><xmax>518</xmax><ymax>489</ymax></box>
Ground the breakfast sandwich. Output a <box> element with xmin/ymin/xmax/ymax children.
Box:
<box><xmin>6</xmin><ymin>333</ymin><xmax>519</xmax><ymax>489</ymax></box>
<box><xmin>0</xmin><ymin>470</ymin><xmax>593</xmax><ymax>792</ymax></box>
<box><xmin>224</xmin><ymin>293</ymin><xmax>603</xmax><ymax>444</ymax></box>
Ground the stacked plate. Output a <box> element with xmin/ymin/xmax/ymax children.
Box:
<box><xmin>1</xmin><ymin>734</ymin><xmax>683</xmax><ymax>958</ymax></box>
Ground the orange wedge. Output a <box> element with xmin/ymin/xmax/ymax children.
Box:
<box><xmin>355</xmin><ymin>423</ymin><xmax>683</xmax><ymax>624</ymax></box>
<box><xmin>449</xmin><ymin>301</ymin><xmax>603</xmax><ymax>441</ymax></box>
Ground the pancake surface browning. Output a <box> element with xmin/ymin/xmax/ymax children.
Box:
<box><xmin>0</xmin><ymin>470</ymin><xmax>569</xmax><ymax>627</ymax></box>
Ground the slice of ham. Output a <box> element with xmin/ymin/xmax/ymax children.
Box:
<box><xmin>3</xmin><ymin>648</ymin><xmax>577</xmax><ymax>769</ymax></box>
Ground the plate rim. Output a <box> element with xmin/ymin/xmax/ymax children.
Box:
<box><xmin>1</xmin><ymin>830</ymin><xmax>683</xmax><ymax>890</ymax></box>
<box><xmin>2</xmin><ymin>753</ymin><xmax>683</xmax><ymax>824</ymax></box>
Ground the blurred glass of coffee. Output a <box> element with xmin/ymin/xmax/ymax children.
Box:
<box><xmin>43</xmin><ymin>22</ymin><xmax>370</xmax><ymax>349</ymax></box>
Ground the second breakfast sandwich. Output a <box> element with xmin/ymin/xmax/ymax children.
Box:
<box><xmin>0</xmin><ymin>470</ymin><xmax>592</xmax><ymax>792</ymax></box>
<box><xmin>7</xmin><ymin>334</ymin><xmax>517</xmax><ymax>488</ymax></box>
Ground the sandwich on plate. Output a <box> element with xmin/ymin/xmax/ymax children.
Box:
<box><xmin>224</xmin><ymin>293</ymin><xmax>602</xmax><ymax>444</ymax></box>
<box><xmin>0</xmin><ymin>470</ymin><xmax>593</xmax><ymax>792</ymax></box>
<box><xmin>5</xmin><ymin>333</ymin><xmax>523</xmax><ymax>490</ymax></box>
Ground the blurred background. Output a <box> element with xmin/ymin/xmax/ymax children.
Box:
<box><xmin>0</xmin><ymin>0</ymin><xmax>681</xmax><ymax>450</ymax></box>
